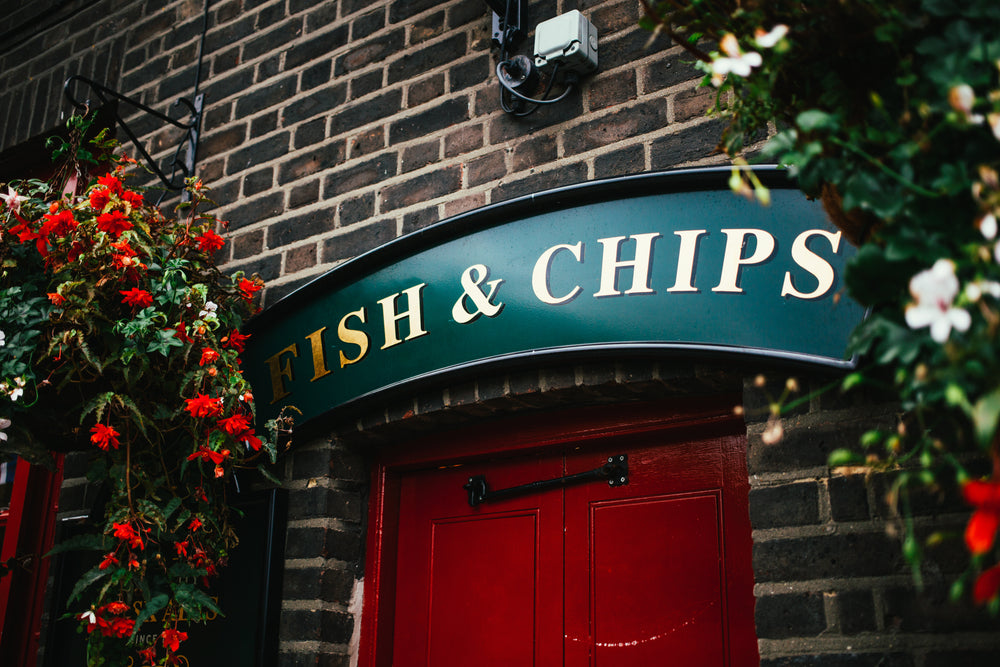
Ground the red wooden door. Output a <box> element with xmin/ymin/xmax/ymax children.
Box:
<box><xmin>382</xmin><ymin>418</ymin><xmax>757</xmax><ymax>667</ymax></box>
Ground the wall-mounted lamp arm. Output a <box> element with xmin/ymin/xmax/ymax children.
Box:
<box><xmin>63</xmin><ymin>75</ymin><xmax>203</xmax><ymax>191</ymax></box>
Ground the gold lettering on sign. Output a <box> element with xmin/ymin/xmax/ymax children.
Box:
<box><xmin>265</xmin><ymin>343</ymin><xmax>298</xmax><ymax>403</ymax></box>
<box><xmin>532</xmin><ymin>242</ymin><xmax>583</xmax><ymax>305</ymax></box>
<box><xmin>338</xmin><ymin>307</ymin><xmax>370</xmax><ymax>367</ymax></box>
<box><xmin>781</xmin><ymin>229</ymin><xmax>842</xmax><ymax>299</ymax></box>
<box><xmin>378</xmin><ymin>283</ymin><xmax>428</xmax><ymax>350</ymax></box>
<box><xmin>304</xmin><ymin>327</ymin><xmax>332</xmax><ymax>382</ymax></box>
<box><xmin>713</xmin><ymin>229</ymin><xmax>776</xmax><ymax>293</ymax></box>
<box><xmin>593</xmin><ymin>233</ymin><xmax>661</xmax><ymax>297</ymax></box>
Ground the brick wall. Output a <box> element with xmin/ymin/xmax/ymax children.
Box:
<box><xmin>744</xmin><ymin>377</ymin><xmax>1000</xmax><ymax>666</ymax></box>
<box><xmin>0</xmin><ymin>0</ymin><xmax>725</xmax><ymax>307</ymax></box>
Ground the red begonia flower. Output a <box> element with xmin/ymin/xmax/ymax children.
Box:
<box><xmin>962</xmin><ymin>479</ymin><xmax>1000</xmax><ymax>555</ymax></box>
<box><xmin>222</xmin><ymin>329</ymin><xmax>249</xmax><ymax>352</ymax></box>
<box><xmin>90</xmin><ymin>423</ymin><xmax>121</xmax><ymax>451</ymax></box>
<box><xmin>184</xmin><ymin>393</ymin><xmax>223</xmax><ymax>418</ymax></box>
<box><xmin>89</xmin><ymin>187</ymin><xmax>111</xmax><ymax>210</ymax></box>
<box><xmin>97</xmin><ymin>173</ymin><xmax>123</xmax><ymax>196</ymax></box>
<box><xmin>218</xmin><ymin>413</ymin><xmax>250</xmax><ymax>435</ymax></box>
<box><xmin>161</xmin><ymin>628</ymin><xmax>188</xmax><ymax>653</ymax></box>
<box><xmin>120</xmin><ymin>288</ymin><xmax>154</xmax><ymax>308</ymax></box>
<box><xmin>195</xmin><ymin>229</ymin><xmax>226</xmax><ymax>254</ymax></box>
<box><xmin>199</xmin><ymin>347</ymin><xmax>220</xmax><ymax>366</ymax></box>
<box><xmin>97</xmin><ymin>210</ymin><xmax>133</xmax><ymax>237</ymax></box>
<box><xmin>974</xmin><ymin>565</ymin><xmax>1000</xmax><ymax>605</ymax></box>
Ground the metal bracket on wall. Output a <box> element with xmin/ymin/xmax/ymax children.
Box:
<box><xmin>63</xmin><ymin>75</ymin><xmax>203</xmax><ymax>192</ymax></box>
<box><xmin>463</xmin><ymin>454</ymin><xmax>629</xmax><ymax>507</ymax></box>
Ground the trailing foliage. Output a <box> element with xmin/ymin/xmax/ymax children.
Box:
<box><xmin>642</xmin><ymin>0</ymin><xmax>1000</xmax><ymax>609</ymax></box>
<box><xmin>0</xmin><ymin>114</ymin><xmax>291</xmax><ymax>665</ymax></box>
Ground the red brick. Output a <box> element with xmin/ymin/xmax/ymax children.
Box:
<box><xmin>284</xmin><ymin>243</ymin><xmax>318</xmax><ymax>273</ymax></box>
<box><xmin>588</xmin><ymin>69</ymin><xmax>637</xmax><ymax>112</ymax></box>
<box><xmin>444</xmin><ymin>124</ymin><xmax>483</xmax><ymax>158</ymax></box>
<box><xmin>674</xmin><ymin>85</ymin><xmax>715</xmax><ymax>122</ymax></box>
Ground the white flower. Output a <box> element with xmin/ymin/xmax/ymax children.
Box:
<box><xmin>710</xmin><ymin>33</ymin><xmax>763</xmax><ymax>86</ymax></box>
<box><xmin>949</xmin><ymin>84</ymin><xmax>984</xmax><ymax>124</ymax></box>
<box><xmin>0</xmin><ymin>186</ymin><xmax>25</xmax><ymax>215</ymax></box>
<box><xmin>981</xmin><ymin>213</ymin><xmax>998</xmax><ymax>240</ymax></box>
<box><xmin>0</xmin><ymin>330</ymin><xmax>5</xmax><ymax>346</ymax></box>
<box><xmin>965</xmin><ymin>280</ymin><xmax>1000</xmax><ymax>302</ymax></box>
<box><xmin>3</xmin><ymin>377</ymin><xmax>27</xmax><ymax>402</ymax></box>
<box><xmin>0</xmin><ymin>417</ymin><xmax>10</xmax><ymax>442</ymax></box>
<box><xmin>754</xmin><ymin>25</ymin><xmax>789</xmax><ymax>49</ymax></box>
<box><xmin>198</xmin><ymin>300</ymin><xmax>219</xmax><ymax>320</ymax></box>
<box><xmin>79</xmin><ymin>611</ymin><xmax>97</xmax><ymax>625</ymax></box>
<box><xmin>904</xmin><ymin>259</ymin><xmax>971</xmax><ymax>343</ymax></box>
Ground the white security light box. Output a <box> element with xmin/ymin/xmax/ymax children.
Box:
<box><xmin>533</xmin><ymin>10</ymin><xmax>598</xmax><ymax>74</ymax></box>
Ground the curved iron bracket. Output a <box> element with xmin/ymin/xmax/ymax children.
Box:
<box><xmin>63</xmin><ymin>75</ymin><xmax>203</xmax><ymax>191</ymax></box>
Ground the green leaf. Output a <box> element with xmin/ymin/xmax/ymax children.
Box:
<box><xmin>132</xmin><ymin>593</ymin><xmax>169</xmax><ymax>638</ymax></box>
<box><xmin>796</xmin><ymin>110</ymin><xmax>838</xmax><ymax>132</ymax></box>
<box><xmin>828</xmin><ymin>448</ymin><xmax>863</xmax><ymax>467</ymax></box>
<box><xmin>971</xmin><ymin>387</ymin><xmax>1000</xmax><ymax>449</ymax></box>
<box><xmin>66</xmin><ymin>565</ymin><xmax>112</xmax><ymax>606</ymax></box>
<box><xmin>45</xmin><ymin>533</ymin><xmax>109</xmax><ymax>557</ymax></box>
<box><xmin>173</xmin><ymin>584</ymin><xmax>224</xmax><ymax>620</ymax></box>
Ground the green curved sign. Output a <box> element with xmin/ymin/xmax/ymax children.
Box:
<box><xmin>243</xmin><ymin>169</ymin><xmax>864</xmax><ymax>426</ymax></box>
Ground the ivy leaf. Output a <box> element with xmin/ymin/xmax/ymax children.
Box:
<box><xmin>147</xmin><ymin>328</ymin><xmax>183</xmax><ymax>357</ymax></box>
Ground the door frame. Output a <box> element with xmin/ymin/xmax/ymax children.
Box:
<box><xmin>358</xmin><ymin>396</ymin><xmax>757</xmax><ymax>666</ymax></box>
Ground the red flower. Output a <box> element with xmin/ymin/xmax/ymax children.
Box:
<box><xmin>199</xmin><ymin>347</ymin><xmax>220</xmax><ymax>366</ymax></box>
<box><xmin>174</xmin><ymin>540</ymin><xmax>189</xmax><ymax>558</ymax></box>
<box><xmin>189</xmin><ymin>517</ymin><xmax>203</xmax><ymax>532</ymax></box>
<box><xmin>102</xmin><ymin>601</ymin><xmax>129</xmax><ymax>615</ymax></box>
<box><xmin>195</xmin><ymin>230</ymin><xmax>225</xmax><ymax>254</ymax></box>
<box><xmin>48</xmin><ymin>292</ymin><xmax>66</xmax><ymax>306</ymax></box>
<box><xmin>222</xmin><ymin>329</ymin><xmax>250</xmax><ymax>352</ymax></box>
<box><xmin>962</xmin><ymin>479</ymin><xmax>1000</xmax><ymax>555</ymax></box>
<box><xmin>97</xmin><ymin>173</ymin><xmax>123</xmax><ymax>196</ymax></box>
<box><xmin>240</xmin><ymin>429</ymin><xmax>263</xmax><ymax>451</ymax></box>
<box><xmin>218</xmin><ymin>413</ymin><xmax>250</xmax><ymax>435</ymax></box>
<box><xmin>120</xmin><ymin>190</ymin><xmax>144</xmax><ymax>207</ymax></box>
<box><xmin>97</xmin><ymin>210</ymin><xmax>133</xmax><ymax>237</ymax></box>
<box><xmin>161</xmin><ymin>628</ymin><xmax>188</xmax><ymax>653</ymax></box>
<box><xmin>138</xmin><ymin>646</ymin><xmax>157</xmax><ymax>665</ymax></box>
<box><xmin>974</xmin><ymin>564</ymin><xmax>1000</xmax><ymax>605</ymax></box>
<box><xmin>90</xmin><ymin>423</ymin><xmax>121</xmax><ymax>451</ymax></box>
<box><xmin>237</xmin><ymin>277</ymin><xmax>262</xmax><ymax>301</ymax></box>
<box><xmin>186</xmin><ymin>445</ymin><xmax>229</xmax><ymax>465</ymax></box>
<box><xmin>120</xmin><ymin>288</ymin><xmax>154</xmax><ymax>308</ymax></box>
<box><xmin>89</xmin><ymin>187</ymin><xmax>111</xmax><ymax>211</ymax></box>
<box><xmin>108</xmin><ymin>617</ymin><xmax>135</xmax><ymax>638</ymax></box>
<box><xmin>175</xmin><ymin>322</ymin><xmax>193</xmax><ymax>343</ymax></box>
<box><xmin>112</xmin><ymin>522</ymin><xmax>144</xmax><ymax>550</ymax></box>
<box><xmin>99</xmin><ymin>552</ymin><xmax>119</xmax><ymax>570</ymax></box>
<box><xmin>184</xmin><ymin>393</ymin><xmax>223</xmax><ymax>418</ymax></box>
<box><xmin>38</xmin><ymin>209</ymin><xmax>77</xmax><ymax>237</ymax></box>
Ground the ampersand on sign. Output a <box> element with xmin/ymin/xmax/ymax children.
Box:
<box><xmin>452</xmin><ymin>264</ymin><xmax>505</xmax><ymax>324</ymax></box>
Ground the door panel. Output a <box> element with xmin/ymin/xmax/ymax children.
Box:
<box><xmin>427</xmin><ymin>513</ymin><xmax>538</xmax><ymax>665</ymax></box>
<box><xmin>386</xmin><ymin>427</ymin><xmax>755</xmax><ymax>667</ymax></box>
<box><xmin>392</xmin><ymin>454</ymin><xmax>564</xmax><ymax>666</ymax></box>
<box><xmin>589</xmin><ymin>493</ymin><xmax>725</xmax><ymax>666</ymax></box>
